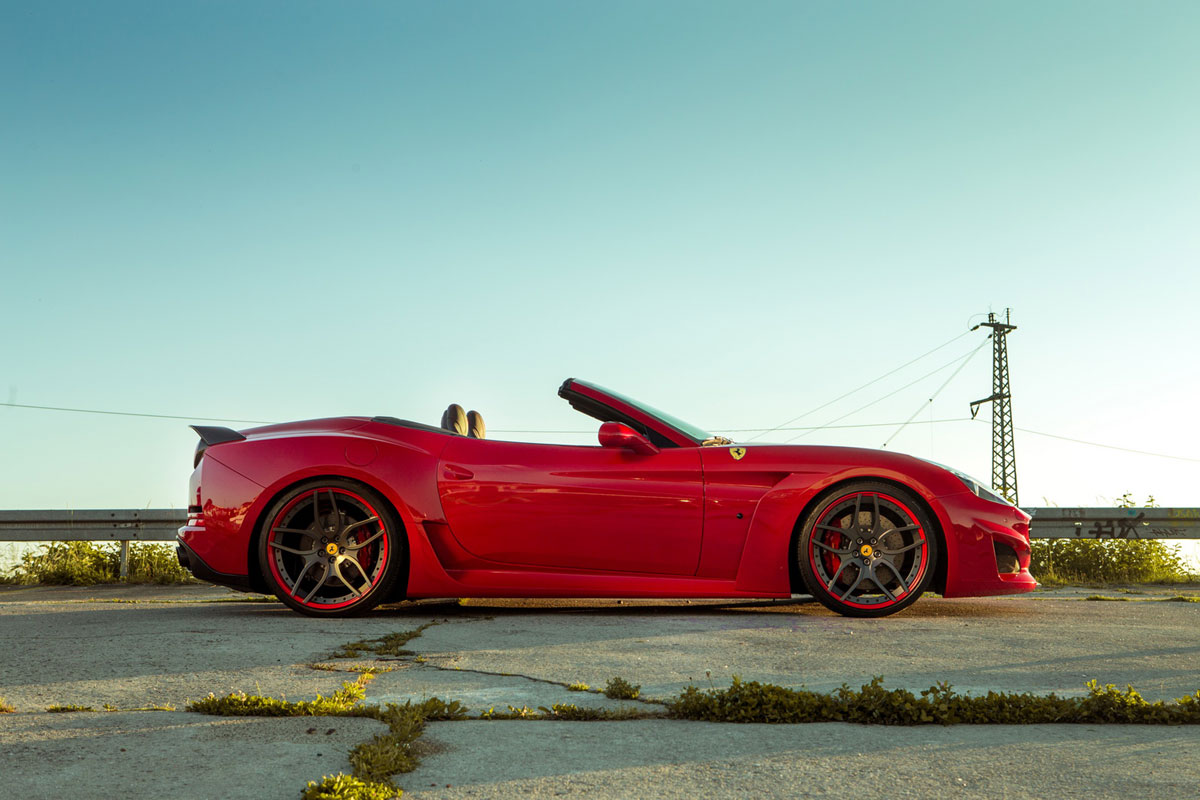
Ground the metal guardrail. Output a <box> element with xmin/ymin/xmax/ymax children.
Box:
<box><xmin>0</xmin><ymin>509</ymin><xmax>185</xmax><ymax>578</ymax></box>
<box><xmin>1</xmin><ymin>507</ymin><xmax>1198</xmax><ymax>579</ymax></box>
<box><xmin>1026</xmin><ymin>507</ymin><xmax>1200</xmax><ymax>540</ymax></box>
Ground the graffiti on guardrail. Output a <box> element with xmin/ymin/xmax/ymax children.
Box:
<box><xmin>1078</xmin><ymin>512</ymin><xmax>1181</xmax><ymax>539</ymax></box>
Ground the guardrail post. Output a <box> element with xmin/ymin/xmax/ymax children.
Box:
<box><xmin>119</xmin><ymin>540</ymin><xmax>129</xmax><ymax>580</ymax></box>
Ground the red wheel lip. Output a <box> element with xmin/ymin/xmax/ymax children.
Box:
<box><xmin>809</xmin><ymin>490</ymin><xmax>929</xmax><ymax>610</ymax></box>
<box><xmin>266</xmin><ymin>487</ymin><xmax>390</xmax><ymax>611</ymax></box>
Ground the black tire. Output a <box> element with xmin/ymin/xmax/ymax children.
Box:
<box><xmin>797</xmin><ymin>481</ymin><xmax>939</xmax><ymax>618</ymax></box>
<box><xmin>257</xmin><ymin>478</ymin><xmax>406</xmax><ymax>617</ymax></box>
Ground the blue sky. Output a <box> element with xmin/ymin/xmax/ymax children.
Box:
<box><xmin>2</xmin><ymin>0</ymin><xmax>1198</xmax><ymax>512</ymax></box>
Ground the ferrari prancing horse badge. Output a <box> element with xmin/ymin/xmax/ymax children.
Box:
<box><xmin>729</xmin><ymin>446</ymin><xmax>747</xmax><ymax>461</ymax></box>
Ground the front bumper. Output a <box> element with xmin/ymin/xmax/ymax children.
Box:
<box><xmin>937</xmin><ymin>491</ymin><xmax>1038</xmax><ymax>598</ymax></box>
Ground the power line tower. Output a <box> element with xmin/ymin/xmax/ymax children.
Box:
<box><xmin>969</xmin><ymin>310</ymin><xmax>1018</xmax><ymax>504</ymax></box>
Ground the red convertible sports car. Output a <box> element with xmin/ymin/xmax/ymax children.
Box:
<box><xmin>177</xmin><ymin>379</ymin><xmax>1035</xmax><ymax>618</ymax></box>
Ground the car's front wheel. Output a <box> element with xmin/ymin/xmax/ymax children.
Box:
<box><xmin>798</xmin><ymin>481</ymin><xmax>938</xmax><ymax>618</ymax></box>
<box><xmin>258</xmin><ymin>479</ymin><xmax>405</xmax><ymax>617</ymax></box>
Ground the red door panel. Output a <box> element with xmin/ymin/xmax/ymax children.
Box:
<box><xmin>437</xmin><ymin>438</ymin><xmax>703</xmax><ymax>575</ymax></box>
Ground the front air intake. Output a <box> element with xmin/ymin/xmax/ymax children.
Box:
<box><xmin>994</xmin><ymin>541</ymin><xmax>1019</xmax><ymax>574</ymax></box>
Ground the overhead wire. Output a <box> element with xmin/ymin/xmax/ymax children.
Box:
<box><xmin>780</xmin><ymin>344</ymin><xmax>985</xmax><ymax>444</ymax></box>
<box><xmin>880</xmin><ymin>337</ymin><xmax>990</xmax><ymax>448</ymax></box>
<box><xmin>0</xmin><ymin>401</ymin><xmax>274</xmax><ymax>425</ymax></box>
<box><xmin>5</xmin><ymin>398</ymin><xmax>1195</xmax><ymax>464</ymax></box>
<box><xmin>993</xmin><ymin>421</ymin><xmax>1200</xmax><ymax>464</ymax></box>
<box><xmin>745</xmin><ymin>329</ymin><xmax>972</xmax><ymax>441</ymax></box>
<box><xmin>494</xmin><ymin>418</ymin><xmax>974</xmax><ymax>435</ymax></box>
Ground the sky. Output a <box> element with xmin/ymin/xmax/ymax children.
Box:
<box><xmin>2</xmin><ymin>0</ymin><xmax>1199</xmax><ymax>518</ymax></box>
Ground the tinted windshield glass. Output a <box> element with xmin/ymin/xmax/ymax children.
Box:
<box><xmin>576</xmin><ymin>380</ymin><xmax>712</xmax><ymax>442</ymax></box>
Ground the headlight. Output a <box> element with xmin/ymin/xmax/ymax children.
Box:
<box><xmin>925</xmin><ymin>460</ymin><xmax>1014</xmax><ymax>506</ymax></box>
<box><xmin>950</xmin><ymin>470</ymin><xmax>1012</xmax><ymax>506</ymax></box>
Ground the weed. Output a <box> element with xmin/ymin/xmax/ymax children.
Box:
<box><xmin>6</xmin><ymin>541</ymin><xmax>194</xmax><ymax>585</ymax></box>
<box><xmin>301</xmin><ymin>773</ymin><xmax>397</xmax><ymax>800</ymax></box>
<box><xmin>567</xmin><ymin>682</ymin><xmax>590</xmax><ymax>692</ymax></box>
<box><xmin>603</xmin><ymin>677</ymin><xmax>641</xmax><ymax>700</ymax></box>
<box><xmin>1084</xmin><ymin>595</ymin><xmax>1129</xmax><ymax>602</ymax></box>
<box><xmin>188</xmin><ymin>675</ymin><xmax>374</xmax><ymax>717</ymax></box>
<box><xmin>187</xmin><ymin>677</ymin><xmax>464</xmax><ymax>797</ymax></box>
<box><xmin>1166</xmin><ymin>595</ymin><xmax>1200</xmax><ymax>603</ymax></box>
<box><xmin>480</xmin><ymin>704</ymin><xmax>540</xmax><ymax>720</ymax></box>
<box><xmin>0</xmin><ymin>697</ymin><xmax>14</xmax><ymax>713</ymax></box>
<box><xmin>330</xmin><ymin>624</ymin><xmax>438</xmax><ymax>660</ymax></box>
<box><xmin>310</xmin><ymin>663</ymin><xmax>393</xmax><ymax>675</ymax></box>
<box><xmin>350</xmin><ymin>698</ymin><xmax>468</xmax><ymax>784</ymax></box>
<box><xmin>667</xmin><ymin>676</ymin><xmax>1200</xmax><ymax>725</ymax></box>
<box><xmin>46</xmin><ymin>704</ymin><xmax>94</xmax><ymax>713</ymax></box>
<box><xmin>540</xmin><ymin>704</ymin><xmax>659</xmax><ymax>721</ymax></box>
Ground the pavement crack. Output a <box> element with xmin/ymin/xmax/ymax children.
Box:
<box><xmin>412</xmin><ymin>660</ymin><xmax>667</xmax><ymax>706</ymax></box>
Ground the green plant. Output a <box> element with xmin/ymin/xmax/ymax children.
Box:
<box><xmin>302</xmin><ymin>773</ymin><xmax>397</xmax><ymax>800</ymax></box>
<box><xmin>46</xmin><ymin>704</ymin><xmax>94</xmax><ymax>712</ymax></box>
<box><xmin>666</xmin><ymin>676</ymin><xmax>1200</xmax><ymax>725</ymax></box>
<box><xmin>1031</xmin><ymin>539</ymin><xmax>1189</xmax><ymax>584</ymax></box>
<box><xmin>350</xmin><ymin>698</ymin><xmax>468</xmax><ymax>783</ymax></box>
<box><xmin>188</xmin><ymin>676</ymin><xmax>374</xmax><ymax>717</ymax></box>
<box><xmin>188</xmin><ymin>679</ymin><xmax>464</xmax><ymax>796</ymax></box>
<box><xmin>330</xmin><ymin>624</ymin><xmax>438</xmax><ymax>659</ymax></box>
<box><xmin>6</xmin><ymin>541</ymin><xmax>194</xmax><ymax>585</ymax></box>
<box><xmin>603</xmin><ymin>677</ymin><xmax>641</xmax><ymax>700</ymax></box>
<box><xmin>1032</xmin><ymin>493</ymin><xmax>1191</xmax><ymax>586</ymax></box>
<box><xmin>567</xmin><ymin>682</ymin><xmax>590</xmax><ymax>691</ymax></box>
<box><xmin>539</xmin><ymin>703</ymin><xmax>658</xmax><ymax>721</ymax></box>
<box><xmin>0</xmin><ymin>697</ymin><xmax>14</xmax><ymax>713</ymax></box>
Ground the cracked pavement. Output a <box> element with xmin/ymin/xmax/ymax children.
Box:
<box><xmin>1</xmin><ymin>583</ymin><xmax>1199</xmax><ymax>798</ymax></box>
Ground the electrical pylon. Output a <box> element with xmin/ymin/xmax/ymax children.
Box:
<box><xmin>969</xmin><ymin>310</ymin><xmax>1018</xmax><ymax>504</ymax></box>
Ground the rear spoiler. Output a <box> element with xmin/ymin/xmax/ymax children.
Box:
<box><xmin>190</xmin><ymin>425</ymin><xmax>246</xmax><ymax>467</ymax></box>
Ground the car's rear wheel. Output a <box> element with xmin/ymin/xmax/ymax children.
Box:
<box><xmin>798</xmin><ymin>481</ymin><xmax>938</xmax><ymax>618</ymax></box>
<box><xmin>258</xmin><ymin>479</ymin><xmax>404</xmax><ymax>617</ymax></box>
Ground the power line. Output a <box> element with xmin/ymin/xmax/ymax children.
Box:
<box><xmin>781</xmin><ymin>345</ymin><xmax>984</xmax><ymax>444</ymax></box>
<box><xmin>0</xmin><ymin>401</ymin><xmax>274</xmax><ymax>425</ymax></box>
<box><xmin>998</xmin><ymin>422</ymin><xmax>1200</xmax><ymax>464</ymax></box>
<box><xmin>496</xmin><ymin>418</ymin><xmax>974</xmax><ymax>435</ymax></box>
<box><xmin>0</xmin><ymin>398</ymin><xmax>975</xmax><ymax>436</ymax></box>
<box><xmin>745</xmin><ymin>329</ymin><xmax>972</xmax><ymax>441</ymax></box>
<box><xmin>7</xmin><ymin>399</ymin><xmax>1196</xmax><ymax>466</ymax></box>
<box><xmin>880</xmin><ymin>338</ymin><xmax>989</xmax><ymax>448</ymax></box>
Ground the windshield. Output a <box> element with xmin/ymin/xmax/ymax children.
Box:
<box><xmin>574</xmin><ymin>380</ymin><xmax>714</xmax><ymax>443</ymax></box>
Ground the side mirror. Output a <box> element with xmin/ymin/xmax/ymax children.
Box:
<box><xmin>598</xmin><ymin>421</ymin><xmax>659</xmax><ymax>456</ymax></box>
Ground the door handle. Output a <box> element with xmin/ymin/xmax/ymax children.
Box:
<box><xmin>442</xmin><ymin>464</ymin><xmax>474</xmax><ymax>481</ymax></box>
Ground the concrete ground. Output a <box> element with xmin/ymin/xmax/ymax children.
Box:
<box><xmin>1</xmin><ymin>584</ymin><xmax>1198</xmax><ymax>798</ymax></box>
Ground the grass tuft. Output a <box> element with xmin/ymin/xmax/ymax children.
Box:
<box><xmin>187</xmin><ymin>676</ymin><xmax>463</xmax><ymax>795</ymax></box>
<box><xmin>667</xmin><ymin>676</ymin><xmax>1200</xmax><ymax>725</ymax></box>
<box><xmin>603</xmin><ymin>677</ymin><xmax>641</xmax><ymax>700</ymax></box>
<box><xmin>188</xmin><ymin>675</ymin><xmax>374</xmax><ymax>717</ymax></box>
<box><xmin>46</xmin><ymin>704</ymin><xmax>94</xmax><ymax>713</ymax></box>
<box><xmin>330</xmin><ymin>624</ymin><xmax>438</xmax><ymax>660</ymax></box>
<box><xmin>0</xmin><ymin>697</ymin><xmax>14</xmax><ymax>713</ymax></box>
<box><xmin>567</xmin><ymin>682</ymin><xmax>590</xmax><ymax>692</ymax></box>
<box><xmin>301</xmin><ymin>773</ymin><xmax>398</xmax><ymax>800</ymax></box>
